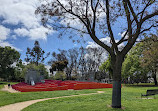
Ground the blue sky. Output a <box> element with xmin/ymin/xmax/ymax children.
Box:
<box><xmin>0</xmin><ymin>0</ymin><xmax>85</xmax><ymax>64</ymax></box>
<box><xmin>0</xmin><ymin>0</ymin><xmax>131</xmax><ymax>65</ymax></box>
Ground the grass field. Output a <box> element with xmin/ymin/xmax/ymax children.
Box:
<box><xmin>0</xmin><ymin>82</ymin><xmax>96</xmax><ymax>106</ymax></box>
<box><xmin>1</xmin><ymin>82</ymin><xmax>158</xmax><ymax>111</ymax></box>
<box><xmin>23</xmin><ymin>84</ymin><xmax>158</xmax><ymax>111</ymax></box>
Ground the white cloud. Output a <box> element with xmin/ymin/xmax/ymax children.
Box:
<box><xmin>87</xmin><ymin>36</ymin><xmax>124</xmax><ymax>50</ymax></box>
<box><xmin>0</xmin><ymin>25</ymin><xmax>21</xmax><ymax>51</ymax></box>
<box><xmin>29</xmin><ymin>26</ymin><xmax>52</xmax><ymax>40</ymax></box>
<box><xmin>14</xmin><ymin>28</ymin><xmax>30</xmax><ymax>37</ymax></box>
<box><xmin>118</xmin><ymin>31</ymin><xmax>129</xmax><ymax>39</ymax></box>
<box><xmin>11</xmin><ymin>35</ymin><xmax>17</xmax><ymax>39</ymax></box>
<box><xmin>86</xmin><ymin>37</ymin><xmax>111</xmax><ymax>49</ymax></box>
<box><xmin>85</xmin><ymin>37</ymin><xmax>111</xmax><ymax>63</ymax></box>
<box><xmin>0</xmin><ymin>0</ymin><xmax>53</xmax><ymax>40</ymax></box>
<box><xmin>0</xmin><ymin>40</ymin><xmax>22</xmax><ymax>51</ymax></box>
<box><xmin>14</xmin><ymin>26</ymin><xmax>52</xmax><ymax>40</ymax></box>
<box><xmin>0</xmin><ymin>25</ymin><xmax>10</xmax><ymax>40</ymax></box>
<box><xmin>86</xmin><ymin>37</ymin><xmax>125</xmax><ymax>63</ymax></box>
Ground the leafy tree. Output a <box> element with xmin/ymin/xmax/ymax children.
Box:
<box><xmin>141</xmin><ymin>34</ymin><xmax>158</xmax><ymax>85</ymax></box>
<box><xmin>0</xmin><ymin>46</ymin><xmax>20</xmax><ymax>80</ymax></box>
<box><xmin>50</xmin><ymin>60</ymin><xmax>68</xmax><ymax>72</ymax></box>
<box><xmin>36</xmin><ymin>0</ymin><xmax>158</xmax><ymax>107</ymax></box>
<box><xmin>22</xmin><ymin>63</ymin><xmax>48</xmax><ymax>79</ymax></box>
<box><xmin>54</xmin><ymin>71</ymin><xmax>66</xmax><ymax>80</ymax></box>
<box><xmin>25</xmin><ymin>41</ymin><xmax>50</xmax><ymax>66</ymax></box>
<box><xmin>122</xmin><ymin>43</ymin><xmax>148</xmax><ymax>84</ymax></box>
<box><xmin>49</xmin><ymin>50</ymin><xmax>68</xmax><ymax>75</ymax></box>
<box><xmin>95</xmin><ymin>71</ymin><xmax>107</xmax><ymax>82</ymax></box>
<box><xmin>99</xmin><ymin>55</ymin><xmax>113</xmax><ymax>79</ymax></box>
<box><xmin>49</xmin><ymin>48</ymin><xmax>79</xmax><ymax>80</ymax></box>
<box><xmin>13</xmin><ymin>59</ymin><xmax>25</xmax><ymax>81</ymax></box>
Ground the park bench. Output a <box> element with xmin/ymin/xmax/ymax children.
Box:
<box><xmin>141</xmin><ymin>89</ymin><xmax>158</xmax><ymax>99</ymax></box>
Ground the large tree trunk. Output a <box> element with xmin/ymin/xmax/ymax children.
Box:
<box><xmin>111</xmin><ymin>55</ymin><xmax>124</xmax><ymax>108</ymax></box>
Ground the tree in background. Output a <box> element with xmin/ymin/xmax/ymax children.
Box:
<box><xmin>25</xmin><ymin>41</ymin><xmax>50</xmax><ymax>66</ymax></box>
<box><xmin>50</xmin><ymin>60</ymin><xmax>68</xmax><ymax>72</ymax></box>
<box><xmin>49</xmin><ymin>50</ymin><xmax>68</xmax><ymax>76</ymax></box>
<box><xmin>0</xmin><ymin>46</ymin><xmax>20</xmax><ymax>80</ymax></box>
<box><xmin>122</xmin><ymin>43</ymin><xmax>148</xmax><ymax>84</ymax></box>
<box><xmin>22</xmin><ymin>63</ymin><xmax>48</xmax><ymax>79</ymax></box>
<box><xmin>85</xmin><ymin>47</ymin><xmax>105</xmax><ymax>81</ymax></box>
<box><xmin>54</xmin><ymin>71</ymin><xmax>66</xmax><ymax>80</ymax></box>
<box><xmin>141</xmin><ymin>34</ymin><xmax>158</xmax><ymax>85</ymax></box>
<box><xmin>36</xmin><ymin>0</ymin><xmax>157</xmax><ymax>107</ymax></box>
<box><xmin>99</xmin><ymin>55</ymin><xmax>113</xmax><ymax>79</ymax></box>
<box><xmin>13</xmin><ymin>59</ymin><xmax>25</xmax><ymax>81</ymax></box>
<box><xmin>66</xmin><ymin>48</ymin><xmax>79</xmax><ymax>80</ymax></box>
<box><xmin>49</xmin><ymin>48</ymin><xmax>79</xmax><ymax>80</ymax></box>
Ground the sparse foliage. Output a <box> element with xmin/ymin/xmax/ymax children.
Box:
<box><xmin>25</xmin><ymin>41</ymin><xmax>50</xmax><ymax>65</ymax></box>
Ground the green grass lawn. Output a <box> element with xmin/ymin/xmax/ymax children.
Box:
<box><xmin>23</xmin><ymin>84</ymin><xmax>158</xmax><ymax>111</ymax></box>
<box><xmin>1</xmin><ymin>82</ymin><xmax>158</xmax><ymax>111</ymax></box>
<box><xmin>0</xmin><ymin>82</ymin><xmax>97</xmax><ymax>106</ymax></box>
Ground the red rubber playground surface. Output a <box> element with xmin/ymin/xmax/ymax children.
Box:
<box><xmin>11</xmin><ymin>80</ymin><xmax>113</xmax><ymax>92</ymax></box>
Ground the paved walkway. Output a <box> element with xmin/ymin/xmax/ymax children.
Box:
<box><xmin>1</xmin><ymin>85</ymin><xmax>19</xmax><ymax>93</ymax></box>
<box><xmin>0</xmin><ymin>91</ymin><xmax>104</xmax><ymax>111</ymax></box>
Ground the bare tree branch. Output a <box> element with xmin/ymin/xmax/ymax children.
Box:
<box><xmin>140</xmin><ymin>24</ymin><xmax>157</xmax><ymax>34</ymax></box>
<box><xmin>123</xmin><ymin>0</ymin><xmax>132</xmax><ymax>38</ymax></box>
<box><xmin>141</xmin><ymin>10</ymin><xmax>158</xmax><ymax>24</ymax></box>
<box><xmin>117</xmin><ymin>30</ymin><xmax>128</xmax><ymax>45</ymax></box>
<box><xmin>106</xmin><ymin>0</ymin><xmax>118</xmax><ymax>53</ymax></box>
<box><xmin>126</xmin><ymin>0</ymin><xmax>138</xmax><ymax>24</ymax></box>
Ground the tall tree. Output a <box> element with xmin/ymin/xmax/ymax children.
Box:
<box><xmin>25</xmin><ymin>41</ymin><xmax>50</xmax><ymax>65</ymax></box>
<box><xmin>36</xmin><ymin>0</ymin><xmax>158</xmax><ymax>108</ymax></box>
<box><xmin>78</xmin><ymin>47</ymin><xmax>87</xmax><ymax>80</ymax></box>
<box><xmin>122</xmin><ymin>43</ymin><xmax>149</xmax><ymax>84</ymax></box>
<box><xmin>50</xmin><ymin>60</ymin><xmax>68</xmax><ymax>72</ymax></box>
<box><xmin>66</xmin><ymin>48</ymin><xmax>79</xmax><ymax>80</ymax></box>
<box><xmin>85</xmin><ymin>47</ymin><xmax>105</xmax><ymax>81</ymax></box>
<box><xmin>0</xmin><ymin>46</ymin><xmax>20</xmax><ymax>80</ymax></box>
<box><xmin>49</xmin><ymin>49</ymin><xmax>68</xmax><ymax>75</ymax></box>
<box><xmin>141</xmin><ymin>34</ymin><xmax>158</xmax><ymax>85</ymax></box>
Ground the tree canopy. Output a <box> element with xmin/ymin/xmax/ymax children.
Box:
<box><xmin>122</xmin><ymin>43</ymin><xmax>149</xmax><ymax>84</ymax></box>
<box><xmin>141</xmin><ymin>34</ymin><xmax>158</xmax><ymax>85</ymax></box>
<box><xmin>0</xmin><ymin>46</ymin><xmax>20</xmax><ymax>80</ymax></box>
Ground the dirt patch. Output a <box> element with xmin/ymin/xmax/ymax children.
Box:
<box><xmin>97</xmin><ymin>91</ymin><xmax>105</xmax><ymax>93</ymax></box>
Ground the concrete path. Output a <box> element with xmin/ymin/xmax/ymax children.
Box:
<box><xmin>1</xmin><ymin>85</ymin><xmax>19</xmax><ymax>93</ymax></box>
<box><xmin>0</xmin><ymin>91</ymin><xmax>104</xmax><ymax>111</ymax></box>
